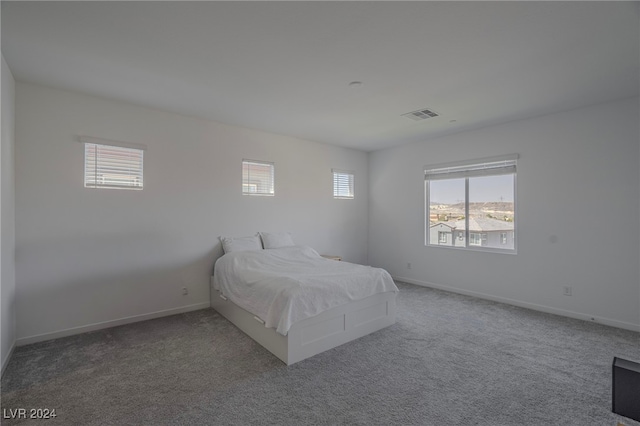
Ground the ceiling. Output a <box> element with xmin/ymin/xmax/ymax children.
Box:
<box><xmin>2</xmin><ymin>2</ymin><xmax>638</xmax><ymax>152</ymax></box>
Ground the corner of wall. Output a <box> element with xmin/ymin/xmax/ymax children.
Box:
<box><xmin>1</xmin><ymin>53</ymin><xmax>17</xmax><ymax>374</ymax></box>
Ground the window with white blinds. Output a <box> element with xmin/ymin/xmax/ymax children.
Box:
<box><xmin>84</xmin><ymin>141</ymin><xmax>144</xmax><ymax>190</ymax></box>
<box><xmin>333</xmin><ymin>169</ymin><xmax>354</xmax><ymax>199</ymax></box>
<box><xmin>425</xmin><ymin>154</ymin><xmax>517</xmax><ymax>253</ymax></box>
<box><xmin>242</xmin><ymin>159</ymin><xmax>275</xmax><ymax>196</ymax></box>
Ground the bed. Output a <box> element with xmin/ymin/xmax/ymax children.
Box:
<box><xmin>210</xmin><ymin>244</ymin><xmax>398</xmax><ymax>365</ymax></box>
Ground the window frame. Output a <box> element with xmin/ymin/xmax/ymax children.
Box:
<box><xmin>242</xmin><ymin>159</ymin><xmax>275</xmax><ymax>196</ymax></box>
<box><xmin>469</xmin><ymin>233</ymin><xmax>482</xmax><ymax>246</ymax></box>
<box><xmin>82</xmin><ymin>136</ymin><xmax>145</xmax><ymax>190</ymax></box>
<box><xmin>424</xmin><ymin>154</ymin><xmax>518</xmax><ymax>254</ymax></box>
<box><xmin>332</xmin><ymin>169</ymin><xmax>355</xmax><ymax>199</ymax></box>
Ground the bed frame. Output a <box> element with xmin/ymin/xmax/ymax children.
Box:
<box><xmin>210</xmin><ymin>279</ymin><xmax>397</xmax><ymax>365</ymax></box>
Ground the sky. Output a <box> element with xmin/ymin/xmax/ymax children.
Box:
<box><xmin>429</xmin><ymin>175</ymin><xmax>514</xmax><ymax>205</ymax></box>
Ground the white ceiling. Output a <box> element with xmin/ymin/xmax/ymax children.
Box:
<box><xmin>2</xmin><ymin>1</ymin><xmax>638</xmax><ymax>152</ymax></box>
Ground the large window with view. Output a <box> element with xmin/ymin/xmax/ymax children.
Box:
<box><xmin>425</xmin><ymin>155</ymin><xmax>517</xmax><ymax>253</ymax></box>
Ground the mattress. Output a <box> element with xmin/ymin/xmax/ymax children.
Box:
<box><xmin>213</xmin><ymin>246</ymin><xmax>398</xmax><ymax>335</ymax></box>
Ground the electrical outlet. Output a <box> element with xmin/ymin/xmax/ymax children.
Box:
<box><xmin>182</xmin><ymin>287</ymin><xmax>188</xmax><ymax>296</ymax></box>
<box><xmin>563</xmin><ymin>286</ymin><xmax>572</xmax><ymax>296</ymax></box>
<box><xmin>407</xmin><ymin>262</ymin><xmax>412</xmax><ymax>270</ymax></box>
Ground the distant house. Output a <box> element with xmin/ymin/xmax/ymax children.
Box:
<box><xmin>429</xmin><ymin>217</ymin><xmax>515</xmax><ymax>249</ymax></box>
<box><xmin>429</xmin><ymin>222</ymin><xmax>463</xmax><ymax>247</ymax></box>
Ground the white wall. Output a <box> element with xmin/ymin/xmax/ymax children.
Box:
<box><xmin>369</xmin><ymin>97</ymin><xmax>640</xmax><ymax>331</ymax></box>
<box><xmin>1</xmin><ymin>54</ymin><xmax>17</xmax><ymax>371</ymax></box>
<box><xmin>15</xmin><ymin>83</ymin><xmax>369</xmax><ymax>343</ymax></box>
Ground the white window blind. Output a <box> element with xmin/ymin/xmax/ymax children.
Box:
<box><xmin>424</xmin><ymin>154</ymin><xmax>518</xmax><ymax>181</ymax></box>
<box><xmin>242</xmin><ymin>159</ymin><xmax>274</xmax><ymax>196</ymax></box>
<box><xmin>333</xmin><ymin>169</ymin><xmax>354</xmax><ymax>199</ymax></box>
<box><xmin>84</xmin><ymin>141</ymin><xmax>144</xmax><ymax>190</ymax></box>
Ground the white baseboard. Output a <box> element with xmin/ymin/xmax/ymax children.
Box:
<box><xmin>1</xmin><ymin>341</ymin><xmax>16</xmax><ymax>377</ymax></box>
<box><xmin>394</xmin><ymin>276</ymin><xmax>640</xmax><ymax>333</ymax></box>
<box><xmin>16</xmin><ymin>302</ymin><xmax>211</xmax><ymax>346</ymax></box>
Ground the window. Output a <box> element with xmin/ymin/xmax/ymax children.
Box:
<box><xmin>425</xmin><ymin>155</ymin><xmax>517</xmax><ymax>252</ymax></box>
<box><xmin>83</xmin><ymin>139</ymin><xmax>144</xmax><ymax>190</ymax></box>
<box><xmin>438</xmin><ymin>232</ymin><xmax>448</xmax><ymax>243</ymax></box>
<box><xmin>332</xmin><ymin>169</ymin><xmax>354</xmax><ymax>199</ymax></box>
<box><xmin>469</xmin><ymin>233</ymin><xmax>482</xmax><ymax>246</ymax></box>
<box><xmin>500</xmin><ymin>233</ymin><xmax>507</xmax><ymax>244</ymax></box>
<box><xmin>242</xmin><ymin>159</ymin><xmax>274</xmax><ymax>196</ymax></box>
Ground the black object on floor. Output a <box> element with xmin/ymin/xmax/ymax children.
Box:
<box><xmin>612</xmin><ymin>357</ymin><xmax>640</xmax><ymax>422</ymax></box>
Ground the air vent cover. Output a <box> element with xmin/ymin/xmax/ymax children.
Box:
<box><xmin>402</xmin><ymin>108</ymin><xmax>440</xmax><ymax>121</ymax></box>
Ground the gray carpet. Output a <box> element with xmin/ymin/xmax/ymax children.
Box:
<box><xmin>1</xmin><ymin>282</ymin><xmax>639</xmax><ymax>426</ymax></box>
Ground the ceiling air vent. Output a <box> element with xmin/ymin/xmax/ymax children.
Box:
<box><xmin>402</xmin><ymin>108</ymin><xmax>440</xmax><ymax>121</ymax></box>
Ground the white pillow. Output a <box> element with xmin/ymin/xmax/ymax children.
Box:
<box><xmin>220</xmin><ymin>235</ymin><xmax>263</xmax><ymax>254</ymax></box>
<box><xmin>259</xmin><ymin>232</ymin><xmax>295</xmax><ymax>249</ymax></box>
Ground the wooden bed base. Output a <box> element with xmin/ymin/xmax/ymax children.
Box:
<box><xmin>210</xmin><ymin>280</ymin><xmax>397</xmax><ymax>365</ymax></box>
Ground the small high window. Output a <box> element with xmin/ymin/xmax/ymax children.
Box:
<box><xmin>242</xmin><ymin>159</ymin><xmax>274</xmax><ymax>196</ymax></box>
<box><xmin>333</xmin><ymin>169</ymin><xmax>354</xmax><ymax>199</ymax></box>
<box><xmin>83</xmin><ymin>139</ymin><xmax>144</xmax><ymax>190</ymax></box>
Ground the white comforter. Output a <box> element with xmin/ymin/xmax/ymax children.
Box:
<box><xmin>213</xmin><ymin>246</ymin><xmax>398</xmax><ymax>335</ymax></box>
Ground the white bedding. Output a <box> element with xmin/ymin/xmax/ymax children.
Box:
<box><xmin>213</xmin><ymin>246</ymin><xmax>399</xmax><ymax>335</ymax></box>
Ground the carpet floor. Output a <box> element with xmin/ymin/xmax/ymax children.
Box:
<box><xmin>1</xmin><ymin>282</ymin><xmax>639</xmax><ymax>425</ymax></box>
